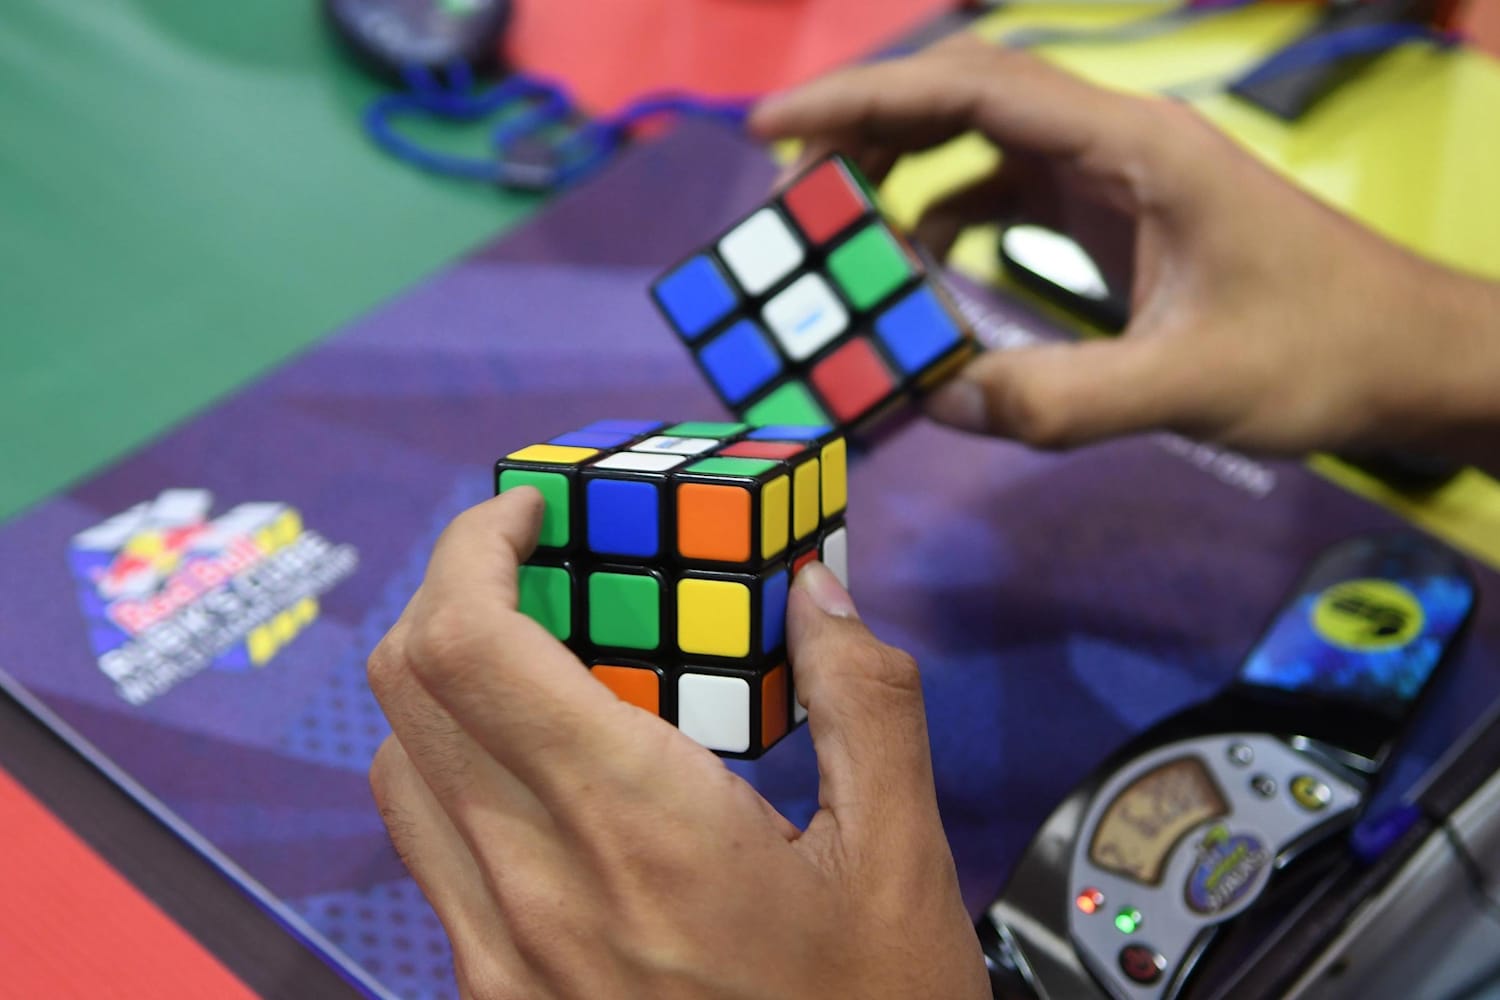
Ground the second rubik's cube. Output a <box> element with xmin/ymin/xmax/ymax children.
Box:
<box><xmin>495</xmin><ymin>419</ymin><xmax>847</xmax><ymax>758</ymax></box>
<box><xmin>650</xmin><ymin>154</ymin><xmax>977</xmax><ymax>436</ymax></box>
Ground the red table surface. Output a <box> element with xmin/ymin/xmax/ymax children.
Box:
<box><xmin>0</xmin><ymin>766</ymin><xmax>258</xmax><ymax>1000</ymax></box>
<box><xmin>504</xmin><ymin>0</ymin><xmax>956</xmax><ymax>110</ymax></box>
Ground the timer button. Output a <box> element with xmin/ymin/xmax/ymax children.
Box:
<box><xmin>1119</xmin><ymin>944</ymin><xmax>1166</xmax><ymax>985</ymax></box>
<box><xmin>1251</xmin><ymin>774</ymin><xmax>1277</xmax><ymax>798</ymax></box>
<box><xmin>1227</xmin><ymin>742</ymin><xmax>1254</xmax><ymax>767</ymax></box>
<box><xmin>1291</xmin><ymin>774</ymin><xmax>1332</xmax><ymax>811</ymax></box>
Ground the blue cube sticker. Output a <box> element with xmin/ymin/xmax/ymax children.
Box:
<box><xmin>578</xmin><ymin>419</ymin><xmax>664</xmax><ymax>436</ymax></box>
<box><xmin>747</xmin><ymin>424</ymin><xmax>832</xmax><ymax>441</ymax></box>
<box><xmin>586</xmin><ymin>479</ymin><xmax>659</xmax><ymax>558</ymax></box>
<box><xmin>761</xmin><ymin>569</ymin><xmax>789</xmax><ymax>654</ymax></box>
<box><xmin>698</xmin><ymin>320</ymin><xmax>783</xmax><ymax>405</ymax></box>
<box><xmin>873</xmin><ymin>286</ymin><xmax>962</xmax><ymax>376</ymax></box>
<box><xmin>551</xmin><ymin>430</ymin><xmax>634</xmax><ymax>449</ymax></box>
<box><xmin>654</xmin><ymin>256</ymin><xmax>737</xmax><ymax>341</ymax></box>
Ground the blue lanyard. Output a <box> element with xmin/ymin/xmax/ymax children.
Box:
<box><xmin>1234</xmin><ymin>21</ymin><xmax>1458</xmax><ymax>92</ymax></box>
<box><xmin>364</xmin><ymin>63</ymin><xmax>753</xmax><ymax>191</ymax></box>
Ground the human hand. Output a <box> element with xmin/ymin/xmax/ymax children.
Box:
<box><xmin>367</xmin><ymin>488</ymin><xmax>989</xmax><ymax>1000</ymax></box>
<box><xmin>751</xmin><ymin>35</ymin><xmax>1500</xmax><ymax>465</ymax></box>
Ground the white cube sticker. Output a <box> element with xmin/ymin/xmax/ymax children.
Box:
<box><xmin>763</xmin><ymin>274</ymin><xmax>848</xmax><ymax>362</ymax></box>
<box><xmin>630</xmin><ymin>436</ymin><xmax>718</xmax><ymax>457</ymax></box>
<box><xmin>718</xmin><ymin>208</ymin><xmax>804</xmax><ymax>296</ymax></box>
<box><xmin>821</xmin><ymin>526</ymin><xmax>849</xmax><ymax>589</ymax></box>
<box><xmin>677</xmin><ymin>673</ymin><xmax>751</xmax><ymax>753</ymax></box>
<box><xmin>592</xmin><ymin>452</ymin><xmax>687</xmax><ymax>472</ymax></box>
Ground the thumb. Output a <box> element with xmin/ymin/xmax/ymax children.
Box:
<box><xmin>923</xmin><ymin>337</ymin><xmax>1198</xmax><ymax>449</ymax></box>
<box><xmin>787</xmin><ymin>562</ymin><xmax>942</xmax><ymax>851</ymax></box>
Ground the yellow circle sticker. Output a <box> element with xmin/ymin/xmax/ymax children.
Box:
<box><xmin>1311</xmin><ymin>579</ymin><xmax>1425</xmax><ymax>651</ymax></box>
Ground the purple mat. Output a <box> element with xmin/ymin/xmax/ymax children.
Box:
<box><xmin>0</xmin><ymin>122</ymin><xmax>1496</xmax><ymax>1000</ymax></box>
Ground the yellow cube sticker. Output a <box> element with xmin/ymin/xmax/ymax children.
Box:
<box><xmin>793</xmin><ymin>458</ymin><xmax>820</xmax><ymax>541</ymax></box>
<box><xmin>677</xmin><ymin>578</ymin><xmax>750</xmax><ymax>658</ymax></box>
<box><xmin>821</xmin><ymin>439</ymin><xmax>847</xmax><ymax>517</ymax></box>
<box><xmin>506</xmin><ymin>444</ymin><xmax>598</xmax><ymax>465</ymax></box>
<box><xmin>760</xmin><ymin>475</ymin><xmax>789</xmax><ymax>560</ymax></box>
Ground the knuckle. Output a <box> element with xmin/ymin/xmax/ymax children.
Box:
<box><xmin>369</xmin><ymin>744</ymin><xmax>423</xmax><ymax>870</ymax></box>
<box><xmin>368</xmin><ymin>738</ymin><xmax>401</xmax><ymax>806</ymax></box>
<box><xmin>1004</xmin><ymin>382</ymin><xmax>1072</xmax><ymax>450</ymax></box>
<box><xmin>407</xmin><ymin>604</ymin><xmax>485</xmax><ymax>689</ymax></box>
<box><xmin>453</xmin><ymin>955</ymin><xmax>531</xmax><ymax>1000</ymax></box>
<box><xmin>366</xmin><ymin>633</ymin><xmax>407</xmax><ymax>704</ymax></box>
<box><xmin>818</xmin><ymin>627</ymin><xmax>924</xmax><ymax>702</ymax></box>
<box><xmin>497</xmin><ymin>882</ymin><xmax>581</xmax><ymax>960</ymax></box>
<box><xmin>864</xmin><ymin>644</ymin><xmax>923</xmax><ymax>698</ymax></box>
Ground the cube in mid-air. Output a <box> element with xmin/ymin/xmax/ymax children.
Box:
<box><xmin>650</xmin><ymin>154</ymin><xmax>978</xmax><ymax>438</ymax></box>
<box><xmin>495</xmin><ymin>419</ymin><xmax>848</xmax><ymax>759</ymax></box>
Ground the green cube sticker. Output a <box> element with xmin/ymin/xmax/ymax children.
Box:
<box><xmin>745</xmin><ymin>381</ymin><xmax>829</xmax><ymax>427</ymax></box>
<box><xmin>685</xmin><ymin>456</ymin><xmax>778</xmax><ymax>478</ymax></box>
<box><xmin>840</xmin><ymin>155</ymin><xmax>880</xmax><ymax>205</ymax></box>
<box><xmin>499</xmin><ymin>469</ymin><xmax>570</xmax><ymax>547</ymax></box>
<box><xmin>588</xmin><ymin>572</ymin><xmax>660</xmax><ymax>650</ymax></box>
<box><xmin>663</xmin><ymin>421</ymin><xmax>748</xmax><ymax>438</ymax></box>
<box><xmin>828</xmin><ymin>224</ymin><xmax>911</xmax><ymax>311</ymax></box>
<box><xmin>518</xmin><ymin>565</ymin><xmax>572</xmax><ymax>641</ymax></box>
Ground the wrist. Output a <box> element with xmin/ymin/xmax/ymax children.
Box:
<box><xmin>1363</xmin><ymin>258</ymin><xmax>1500</xmax><ymax>465</ymax></box>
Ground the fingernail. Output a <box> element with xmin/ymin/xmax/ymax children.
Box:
<box><xmin>796</xmin><ymin>561</ymin><xmax>858</xmax><ymax>619</ymax></box>
<box><xmin>923</xmin><ymin>379</ymin><xmax>988</xmax><ymax>432</ymax></box>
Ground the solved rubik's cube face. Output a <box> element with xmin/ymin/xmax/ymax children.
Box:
<box><xmin>649</xmin><ymin>155</ymin><xmax>977</xmax><ymax>435</ymax></box>
<box><xmin>495</xmin><ymin>419</ymin><xmax>849</xmax><ymax>758</ymax></box>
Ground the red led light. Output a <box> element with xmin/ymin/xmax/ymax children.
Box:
<box><xmin>1076</xmin><ymin>889</ymin><xmax>1105</xmax><ymax>915</ymax></box>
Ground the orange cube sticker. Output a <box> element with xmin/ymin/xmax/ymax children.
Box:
<box><xmin>677</xmin><ymin>483</ymin><xmax>751</xmax><ymax>562</ymax></box>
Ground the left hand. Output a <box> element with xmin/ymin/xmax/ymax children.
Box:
<box><xmin>751</xmin><ymin>35</ymin><xmax>1500</xmax><ymax>468</ymax></box>
<box><xmin>366</xmin><ymin>488</ymin><xmax>989</xmax><ymax>999</ymax></box>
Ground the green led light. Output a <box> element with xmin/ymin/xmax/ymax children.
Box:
<box><xmin>1114</xmin><ymin>908</ymin><xmax>1141</xmax><ymax>935</ymax></box>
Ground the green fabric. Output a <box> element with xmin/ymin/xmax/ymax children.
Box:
<box><xmin>0</xmin><ymin>0</ymin><xmax>542</xmax><ymax>520</ymax></box>
<box><xmin>518</xmin><ymin>565</ymin><xmax>572</xmax><ymax>641</ymax></box>
<box><xmin>587</xmin><ymin>572</ymin><xmax>661</xmax><ymax>650</ymax></box>
<box><xmin>744</xmin><ymin>381</ymin><xmax>829</xmax><ymax>426</ymax></box>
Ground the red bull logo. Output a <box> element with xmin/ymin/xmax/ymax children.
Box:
<box><xmin>69</xmin><ymin>489</ymin><xmax>358</xmax><ymax>704</ymax></box>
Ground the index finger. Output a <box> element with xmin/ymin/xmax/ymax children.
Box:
<box><xmin>399</xmin><ymin>491</ymin><xmax>658</xmax><ymax>808</ymax></box>
<box><xmin>750</xmin><ymin>35</ymin><xmax>1157</xmax><ymax>168</ymax></box>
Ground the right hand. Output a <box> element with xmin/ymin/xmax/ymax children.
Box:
<box><xmin>367</xmin><ymin>489</ymin><xmax>989</xmax><ymax>999</ymax></box>
<box><xmin>751</xmin><ymin>35</ymin><xmax>1500</xmax><ymax>467</ymax></box>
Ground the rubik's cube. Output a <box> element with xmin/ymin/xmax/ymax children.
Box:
<box><xmin>650</xmin><ymin>154</ymin><xmax>977</xmax><ymax>435</ymax></box>
<box><xmin>495</xmin><ymin>419</ymin><xmax>847</xmax><ymax>759</ymax></box>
